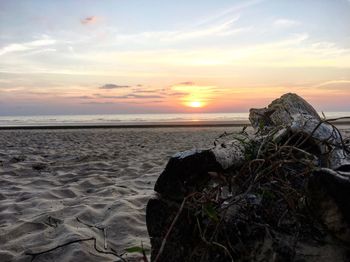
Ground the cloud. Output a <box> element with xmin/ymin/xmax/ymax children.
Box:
<box><xmin>314</xmin><ymin>80</ymin><xmax>350</xmax><ymax>91</ymax></box>
<box><xmin>81</xmin><ymin>101</ymin><xmax>115</xmax><ymax>105</ymax></box>
<box><xmin>273</xmin><ymin>19</ymin><xmax>300</xmax><ymax>28</ymax></box>
<box><xmin>70</xmin><ymin>95</ymin><xmax>94</xmax><ymax>99</ymax></box>
<box><xmin>112</xmin><ymin>1</ymin><xmax>259</xmax><ymax>44</ymax></box>
<box><xmin>127</xmin><ymin>100</ymin><xmax>164</xmax><ymax>104</ymax></box>
<box><xmin>99</xmin><ymin>84</ymin><xmax>130</xmax><ymax>89</ymax></box>
<box><xmin>81</xmin><ymin>99</ymin><xmax>164</xmax><ymax>105</ymax></box>
<box><xmin>178</xmin><ymin>81</ymin><xmax>195</xmax><ymax>86</ymax></box>
<box><xmin>114</xmin><ymin>15</ymin><xmax>250</xmax><ymax>43</ymax></box>
<box><xmin>108</xmin><ymin>31</ymin><xmax>350</xmax><ymax>68</ymax></box>
<box><xmin>171</xmin><ymin>16</ymin><xmax>241</xmax><ymax>40</ymax></box>
<box><xmin>129</xmin><ymin>86</ymin><xmax>190</xmax><ymax>98</ymax></box>
<box><xmin>134</xmin><ymin>89</ymin><xmax>159</xmax><ymax>93</ymax></box>
<box><xmin>22</xmin><ymin>48</ymin><xmax>57</xmax><ymax>56</ymax></box>
<box><xmin>81</xmin><ymin>16</ymin><xmax>98</xmax><ymax>25</ymax></box>
<box><xmin>131</xmin><ymin>94</ymin><xmax>163</xmax><ymax>99</ymax></box>
<box><xmin>0</xmin><ymin>36</ymin><xmax>56</xmax><ymax>56</ymax></box>
<box><xmin>316</xmin><ymin>80</ymin><xmax>350</xmax><ymax>87</ymax></box>
<box><xmin>168</xmin><ymin>92</ymin><xmax>189</xmax><ymax>96</ymax></box>
<box><xmin>96</xmin><ymin>93</ymin><xmax>163</xmax><ymax>99</ymax></box>
<box><xmin>195</xmin><ymin>0</ymin><xmax>263</xmax><ymax>27</ymax></box>
<box><xmin>97</xmin><ymin>94</ymin><xmax>122</xmax><ymax>98</ymax></box>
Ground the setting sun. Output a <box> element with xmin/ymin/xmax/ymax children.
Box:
<box><xmin>189</xmin><ymin>101</ymin><xmax>203</xmax><ymax>108</ymax></box>
<box><xmin>172</xmin><ymin>83</ymin><xmax>216</xmax><ymax>110</ymax></box>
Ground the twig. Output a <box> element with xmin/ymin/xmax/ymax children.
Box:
<box><xmin>91</xmin><ymin>237</ymin><xmax>126</xmax><ymax>261</ymax></box>
<box><xmin>196</xmin><ymin>216</ymin><xmax>234</xmax><ymax>261</ymax></box>
<box><xmin>104</xmin><ymin>228</ymin><xmax>108</xmax><ymax>250</ymax></box>
<box><xmin>75</xmin><ymin>217</ymin><xmax>127</xmax><ymax>261</ymax></box>
<box><xmin>141</xmin><ymin>241</ymin><xmax>149</xmax><ymax>262</ymax></box>
<box><xmin>26</xmin><ymin>237</ymin><xmax>94</xmax><ymax>262</ymax></box>
<box><xmin>26</xmin><ymin>237</ymin><xmax>126</xmax><ymax>262</ymax></box>
<box><xmin>76</xmin><ymin>217</ymin><xmax>104</xmax><ymax>230</ymax></box>
<box><xmin>154</xmin><ymin>193</ymin><xmax>194</xmax><ymax>262</ymax></box>
<box><xmin>76</xmin><ymin>217</ymin><xmax>108</xmax><ymax>249</ymax></box>
<box><xmin>212</xmin><ymin>241</ymin><xmax>234</xmax><ymax>262</ymax></box>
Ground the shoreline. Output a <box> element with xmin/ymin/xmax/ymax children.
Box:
<box><xmin>0</xmin><ymin>120</ymin><xmax>250</xmax><ymax>129</ymax></box>
<box><xmin>1</xmin><ymin>119</ymin><xmax>350</xmax><ymax>130</ymax></box>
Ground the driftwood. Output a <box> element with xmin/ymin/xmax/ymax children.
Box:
<box><xmin>146</xmin><ymin>93</ymin><xmax>350</xmax><ymax>261</ymax></box>
<box><xmin>250</xmin><ymin>93</ymin><xmax>350</xmax><ymax>170</ymax></box>
<box><xmin>154</xmin><ymin>139</ymin><xmax>246</xmax><ymax>201</ymax></box>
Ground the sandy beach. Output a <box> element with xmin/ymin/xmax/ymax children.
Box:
<box><xmin>1</xmin><ymin>125</ymin><xmax>349</xmax><ymax>262</ymax></box>
<box><xmin>0</xmin><ymin>126</ymin><xmax>250</xmax><ymax>262</ymax></box>
<box><xmin>1</xmin><ymin>0</ymin><xmax>349</xmax><ymax>260</ymax></box>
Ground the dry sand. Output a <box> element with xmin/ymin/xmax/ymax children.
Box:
<box><xmin>0</xmin><ymin>126</ymin><xmax>245</xmax><ymax>262</ymax></box>
<box><xmin>1</xmin><ymin>125</ymin><xmax>349</xmax><ymax>262</ymax></box>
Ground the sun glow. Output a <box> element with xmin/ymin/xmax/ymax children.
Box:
<box><xmin>188</xmin><ymin>101</ymin><xmax>203</xmax><ymax>108</ymax></box>
<box><xmin>171</xmin><ymin>84</ymin><xmax>217</xmax><ymax>110</ymax></box>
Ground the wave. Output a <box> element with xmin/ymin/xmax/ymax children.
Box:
<box><xmin>0</xmin><ymin>112</ymin><xmax>349</xmax><ymax>127</ymax></box>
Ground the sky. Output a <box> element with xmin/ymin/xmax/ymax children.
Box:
<box><xmin>0</xmin><ymin>0</ymin><xmax>350</xmax><ymax>115</ymax></box>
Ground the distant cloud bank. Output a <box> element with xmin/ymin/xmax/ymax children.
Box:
<box><xmin>178</xmin><ymin>81</ymin><xmax>195</xmax><ymax>86</ymax></box>
<box><xmin>99</xmin><ymin>84</ymin><xmax>130</xmax><ymax>89</ymax></box>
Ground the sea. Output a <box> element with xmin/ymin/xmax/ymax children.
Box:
<box><xmin>0</xmin><ymin>112</ymin><xmax>349</xmax><ymax>127</ymax></box>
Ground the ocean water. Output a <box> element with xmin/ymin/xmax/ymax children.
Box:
<box><xmin>0</xmin><ymin>112</ymin><xmax>349</xmax><ymax>127</ymax></box>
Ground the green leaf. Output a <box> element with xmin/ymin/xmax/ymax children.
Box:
<box><xmin>262</xmin><ymin>190</ymin><xmax>275</xmax><ymax>200</ymax></box>
<box><xmin>259</xmin><ymin>120</ymin><xmax>264</xmax><ymax>130</ymax></box>
<box><xmin>203</xmin><ymin>203</ymin><xmax>219</xmax><ymax>222</ymax></box>
<box><xmin>125</xmin><ymin>246</ymin><xmax>147</xmax><ymax>254</ymax></box>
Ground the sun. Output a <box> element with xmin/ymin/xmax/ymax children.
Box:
<box><xmin>188</xmin><ymin>101</ymin><xmax>203</xmax><ymax>108</ymax></box>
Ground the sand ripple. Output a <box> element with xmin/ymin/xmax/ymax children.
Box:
<box><xmin>0</xmin><ymin>127</ymin><xmax>238</xmax><ymax>261</ymax></box>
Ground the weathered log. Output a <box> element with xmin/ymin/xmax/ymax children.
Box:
<box><xmin>250</xmin><ymin>93</ymin><xmax>350</xmax><ymax>170</ymax></box>
<box><xmin>146</xmin><ymin>197</ymin><xmax>198</xmax><ymax>261</ymax></box>
<box><xmin>250</xmin><ymin>93</ymin><xmax>350</xmax><ymax>243</ymax></box>
<box><xmin>146</xmin><ymin>93</ymin><xmax>350</xmax><ymax>262</ymax></box>
<box><xmin>148</xmin><ymin>139</ymin><xmax>247</xmax><ymax>260</ymax></box>
<box><xmin>154</xmin><ymin>140</ymin><xmax>246</xmax><ymax>200</ymax></box>
<box><xmin>249</xmin><ymin>93</ymin><xmax>320</xmax><ymax>129</ymax></box>
<box><xmin>308</xmin><ymin>168</ymin><xmax>350</xmax><ymax>243</ymax></box>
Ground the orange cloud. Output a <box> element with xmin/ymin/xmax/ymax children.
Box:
<box><xmin>178</xmin><ymin>81</ymin><xmax>195</xmax><ymax>86</ymax></box>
